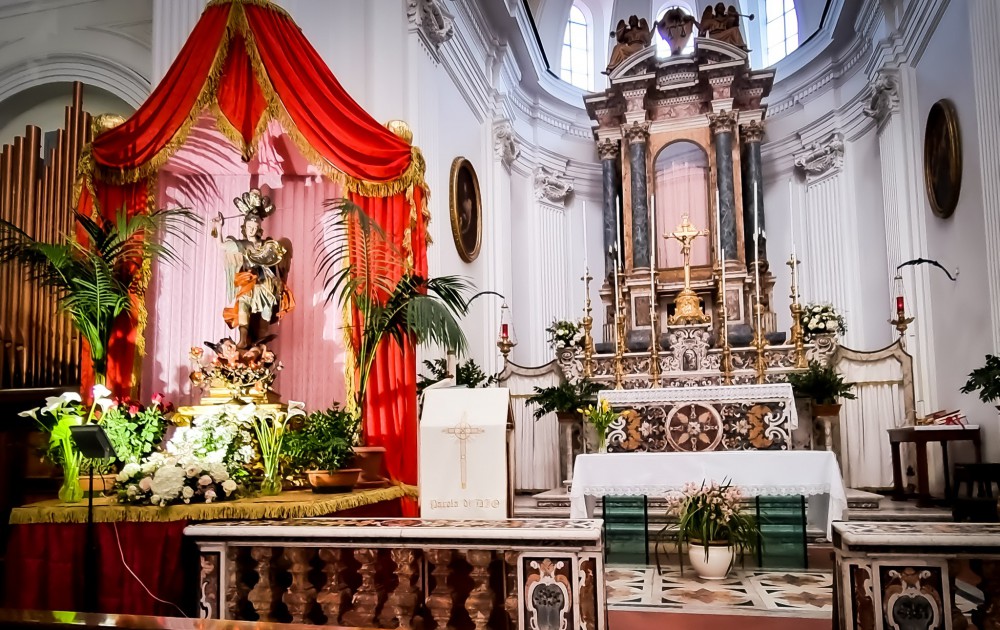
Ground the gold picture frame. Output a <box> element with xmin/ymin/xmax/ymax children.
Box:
<box><xmin>449</xmin><ymin>157</ymin><xmax>482</xmax><ymax>262</ymax></box>
<box><xmin>923</xmin><ymin>99</ymin><xmax>962</xmax><ymax>219</ymax></box>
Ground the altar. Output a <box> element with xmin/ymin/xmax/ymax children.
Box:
<box><xmin>600</xmin><ymin>383</ymin><xmax>797</xmax><ymax>452</ymax></box>
<box><xmin>570</xmin><ymin>451</ymin><xmax>848</xmax><ymax>537</ymax></box>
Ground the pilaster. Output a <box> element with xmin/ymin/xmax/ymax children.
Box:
<box><xmin>151</xmin><ymin>0</ymin><xmax>204</xmax><ymax>84</ymax></box>
<box><xmin>484</xmin><ymin>119</ymin><xmax>517</xmax><ymax>374</ymax></box>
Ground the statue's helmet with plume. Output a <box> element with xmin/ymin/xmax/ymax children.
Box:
<box><xmin>233</xmin><ymin>188</ymin><xmax>275</xmax><ymax>221</ymax></box>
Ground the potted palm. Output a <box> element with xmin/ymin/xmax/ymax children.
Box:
<box><xmin>667</xmin><ymin>480</ymin><xmax>761</xmax><ymax>580</ymax></box>
<box><xmin>318</xmin><ymin>199</ymin><xmax>472</xmax><ymax>479</ymax></box>
<box><xmin>0</xmin><ymin>206</ymin><xmax>197</xmax><ymax>386</ymax></box>
<box><xmin>284</xmin><ymin>405</ymin><xmax>362</xmax><ymax>493</ymax></box>
<box><xmin>788</xmin><ymin>360</ymin><xmax>856</xmax><ymax>417</ymax></box>
<box><xmin>961</xmin><ymin>355</ymin><xmax>1000</xmax><ymax>408</ymax></box>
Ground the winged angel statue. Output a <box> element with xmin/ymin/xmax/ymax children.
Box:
<box><xmin>212</xmin><ymin>189</ymin><xmax>294</xmax><ymax>349</ymax></box>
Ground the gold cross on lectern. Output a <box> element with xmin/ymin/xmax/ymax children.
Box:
<box><xmin>444</xmin><ymin>414</ymin><xmax>484</xmax><ymax>489</ymax></box>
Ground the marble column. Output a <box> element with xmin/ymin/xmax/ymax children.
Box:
<box><xmin>741</xmin><ymin>120</ymin><xmax>766</xmax><ymax>265</ymax></box>
<box><xmin>151</xmin><ymin>0</ymin><xmax>205</xmax><ymax>84</ymax></box>
<box><xmin>597</xmin><ymin>138</ymin><xmax>621</xmax><ymax>280</ymax></box>
<box><xmin>970</xmin><ymin>0</ymin><xmax>1000</xmax><ymax>353</ymax></box>
<box><xmin>862</xmin><ymin>66</ymin><xmax>937</xmax><ymax>414</ymax></box>
<box><xmin>623</xmin><ymin>122</ymin><xmax>650</xmax><ymax>269</ymax></box>
<box><xmin>709</xmin><ymin>111</ymin><xmax>739</xmax><ymax>261</ymax></box>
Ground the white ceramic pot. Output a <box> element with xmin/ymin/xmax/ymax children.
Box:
<box><xmin>687</xmin><ymin>542</ymin><xmax>735</xmax><ymax>580</ymax></box>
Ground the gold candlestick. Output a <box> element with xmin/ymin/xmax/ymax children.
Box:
<box><xmin>714</xmin><ymin>265</ymin><xmax>733</xmax><ymax>384</ymax></box>
<box><xmin>787</xmin><ymin>254</ymin><xmax>807</xmax><ymax>369</ymax></box>
<box><xmin>613</xmin><ymin>268</ymin><xmax>627</xmax><ymax>390</ymax></box>
<box><xmin>751</xmin><ymin>262</ymin><xmax>769</xmax><ymax>384</ymax></box>
<box><xmin>581</xmin><ymin>269</ymin><xmax>595</xmax><ymax>378</ymax></box>
<box><xmin>649</xmin><ymin>281</ymin><xmax>662</xmax><ymax>388</ymax></box>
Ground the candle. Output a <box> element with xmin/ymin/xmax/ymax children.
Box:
<box><xmin>715</xmin><ymin>189</ymin><xmax>722</xmax><ymax>259</ymax></box>
<box><xmin>650</xmin><ymin>193</ymin><xmax>656</xmax><ymax>273</ymax></box>
<box><xmin>896</xmin><ymin>295</ymin><xmax>904</xmax><ymax>314</ymax></box>
<box><xmin>717</xmin><ymin>192</ymin><xmax>727</xmax><ymax>339</ymax></box>
<box><xmin>615</xmin><ymin>195</ymin><xmax>624</xmax><ymax>267</ymax></box>
<box><xmin>582</xmin><ymin>200</ymin><xmax>588</xmax><ymax>270</ymax></box>
<box><xmin>501</xmin><ymin>323</ymin><xmax>509</xmax><ymax>339</ymax></box>
<box><xmin>788</xmin><ymin>178</ymin><xmax>796</xmax><ymax>258</ymax></box>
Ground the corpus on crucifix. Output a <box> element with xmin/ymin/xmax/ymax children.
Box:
<box><xmin>667</xmin><ymin>215</ymin><xmax>712</xmax><ymax>325</ymax></box>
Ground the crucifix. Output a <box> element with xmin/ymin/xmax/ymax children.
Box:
<box><xmin>666</xmin><ymin>214</ymin><xmax>712</xmax><ymax>325</ymax></box>
<box><xmin>444</xmin><ymin>414</ymin><xmax>484</xmax><ymax>489</ymax></box>
<box><xmin>666</xmin><ymin>214</ymin><xmax>710</xmax><ymax>291</ymax></box>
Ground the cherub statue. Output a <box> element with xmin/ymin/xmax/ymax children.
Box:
<box><xmin>656</xmin><ymin>7</ymin><xmax>697</xmax><ymax>55</ymax></box>
<box><xmin>211</xmin><ymin>188</ymin><xmax>294</xmax><ymax>349</ymax></box>
<box><xmin>607</xmin><ymin>15</ymin><xmax>653</xmax><ymax>72</ymax></box>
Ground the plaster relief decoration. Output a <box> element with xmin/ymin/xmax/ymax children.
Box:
<box><xmin>794</xmin><ymin>134</ymin><xmax>845</xmax><ymax>183</ymax></box>
<box><xmin>523</xmin><ymin>557</ymin><xmax>573</xmax><ymax>630</ymax></box>
<box><xmin>877</xmin><ymin>565</ymin><xmax>945</xmax><ymax>630</ymax></box>
<box><xmin>862</xmin><ymin>71</ymin><xmax>900</xmax><ymax>125</ymax></box>
<box><xmin>406</xmin><ymin>0</ymin><xmax>454</xmax><ymax>48</ymax></box>
<box><xmin>534</xmin><ymin>166</ymin><xmax>574</xmax><ymax>207</ymax></box>
<box><xmin>493</xmin><ymin>120</ymin><xmax>520</xmax><ymax>170</ymax></box>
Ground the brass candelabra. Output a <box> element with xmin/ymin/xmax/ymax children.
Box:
<box><xmin>751</xmin><ymin>261</ymin><xmax>768</xmax><ymax>385</ymax></box>
<box><xmin>613</xmin><ymin>269</ymin><xmax>627</xmax><ymax>390</ymax></box>
<box><xmin>648</xmin><ymin>276</ymin><xmax>662</xmax><ymax>388</ymax></box>
<box><xmin>713</xmin><ymin>264</ymin><xmax>733</xmax><ymax>385</ymax></box>
<box><xmin>581</xmin><ymin>270</ymin><xmax>595</xmax><ymax>378</ymax></box>
<box><xmin>786</xmin><ymin>254</ymin><xmax>808</xmax><ymax>369</ymax></box>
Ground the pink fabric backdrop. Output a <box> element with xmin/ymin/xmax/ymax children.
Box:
<box><xmin>654</xmin><ymin>161</ymin><xmax>710</xmax><ymax>268</ymax></box>
<box><xmin>141</xmin><ymin>120</ymin><xmax>347</xmax><ymax>410</ymax></box>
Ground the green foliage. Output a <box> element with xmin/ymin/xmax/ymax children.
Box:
<box><xmin>0</xmin><ymin>207</ymin><xmax>199</xmax><ymax>378</ymax></box>
<box><xmin>99</xmin><ymin>401</ymin><xmax>169</xmax><ymax>465</ymax></box>
<box><xmin>318</xmin><ymin>199</ymin><xmax>473</xmax><ymax>419</ymax></box>
<box><xmin>961</xmin><ymin>354</ymin><xmax>1000</xmax><ymax>404</ymax></box>
<box><xmin>787</xmin><ymin>361</ymin><xmax>857</xmax><ymax>405</ymax></box>
<box><xmin>416</xmin><ymin>358</ymin><xmax>498</xmax><ymax>394</ymax></box>
<box><xmin>669</xmin><ymin>480</ymin><xmax>761</xmax><ymax>563</ymax></box>
<box><xmin>527</xmin><ymin>379</ymin><xmax>602</xmax><ymax>420</ymax></box>
<box><xmin>283</xmin><ymin>405</ymin><xmax>360</xmax><ymax>473</ymax></box>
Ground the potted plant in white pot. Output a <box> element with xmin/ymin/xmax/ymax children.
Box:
<box><xmin>283</xmin><ymin>404</ymin><xmax>362</xmax><ymax>493</ymax></box>
<box><xmin>667</xmin><ymin>480</ymin><xmax>761</xmax><ymax>580</ymax></box>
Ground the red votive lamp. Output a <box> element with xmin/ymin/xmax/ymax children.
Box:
<box><xmin>896</xmin><ymin>295</ymin><xmax>904</xmax><ymax>314</ymax></box>
<box><xmin>501</xmin><ymin>323</ymin><xmax>509</xmax><ymax>339</ymax></box>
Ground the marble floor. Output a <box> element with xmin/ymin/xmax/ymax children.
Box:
<box><xmin>606</xmin><ymin>565</ymin><xmax>984</xmax><ymax>621</ymax></box>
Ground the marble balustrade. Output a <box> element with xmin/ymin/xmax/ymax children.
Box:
<box><xmin>833</xmin><ymin>521</ymin><xmax>1000</xmax><ymax>630</ymax></box>
<box><xmin>185</xmin><ymin>518</ymin><xmax>605</xmax><ymax>630</ymax></box>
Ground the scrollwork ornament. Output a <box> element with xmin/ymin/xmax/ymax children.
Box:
<box><xmin>794</xmin><ymin>135</ymin><xmax>845</xmax><ymax>181</ymax></box>
<box><xmin>863</xmin><ymin>71</ymin><xmax>900</xmax><ymax>124</ymax></box>
<box><xmin>493</xmin><ymin>120</ymin><xmax>519</xmax><ymax>169</ymax></box>
<box><xmin>534</xmin><ymin>166</ymin><xmax>575</xmax><ymax>206</ymax></box>
<box><xmin>708</xmin><ymin>110</ymin><xmax>738</xmax><ymax>135</ymax></box>
<box><xmin>406</xmin><ymin>0</ymin><xmax>455</xmax><ymax>47</ymax></box>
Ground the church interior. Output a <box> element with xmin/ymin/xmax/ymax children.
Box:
<box><xmin>0</xmin><ymin>0</ymin><xmax>998</xmax><ymax>628</ymax></box>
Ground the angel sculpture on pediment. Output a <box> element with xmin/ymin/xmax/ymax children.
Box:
<box><xmin>655</xmin><ymin>8</ymin><xmax>697</xmax><ymax>55</ymax></box>
<box><xmin>699</xmin><ymin>3</ymin><xmax>750</xmax><ymax>50</ymax></box>
<box><xmin>211</xmin><ymin>188</ymin><xmax>295</xmax><ymax>349</ymax></box>
<box><xmin>607</xmin><ymin>15</ymin><xmax>653</xmax><ymax>72</ymax></box>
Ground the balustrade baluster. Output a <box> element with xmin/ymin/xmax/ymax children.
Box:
<box><xmin>503</xmin><ymin>550</ymin><xmax>519</xmax><ymax>628</ymax></box>
<box><xmin>344</xmin><ymin>548</ymin><xmax>384</xmax><ymax>627</ymax></box>
<box><xmin>248</xmin><ymin>547</ymin><xmax>278</xmax><ymax>622</ymax></box>
<box><xmin>282</xmin><ymin>547</ymin><xmax>316</xmax><ymax>623</ymax></box>
<box><xmin>464</xmin><ymin>549</ymin><xmax>495</xmax><ymax>630</ymax></box>
<box><xmin>387</xmin><ymin>548</ymin><xmax>421</xmax><ymax>629</ymax></box>
<box><xmin>317</xmin><ymin>548</ymin><xmax>353</xmax><ymax>625</ymax></box>
<box><xmin>426</xmin><ymin>548</ymin><xmax>455</xmax><ymax>630</ymax></box>
<box><xmin>226</xmin><ymin>547</ymin><xmax>249</xmax><ymax>620</ymax></box>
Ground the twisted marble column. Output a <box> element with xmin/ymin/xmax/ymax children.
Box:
<box><xmin>741</xmin><ymin>121</ymin><xmax>766</xmax><ymax>265</ymax></box>
<box><xmin>624</xmin><ymin>122</ymin><xmax>651</xmax><ymax>269</ymax></box>
<box><xmin>598</xmin><ymin>138</ymin><xmax>621</xmax><ymax>280</ymax></box>
<box><xmin>710</xmin><ymin>111</ymin><xmax>739</xmax><ymax>261</ymax></box>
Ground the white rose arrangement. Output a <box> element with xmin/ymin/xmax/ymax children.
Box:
<box><xmin>116</xmin><ymin>453</ymin><xmax>242</xmax><ymax>507</ymax></box>
<box><xmin>545</xmin><ymin>319</ymin><xmax>584</xmax><ymax>350</ymax></box>
<box><xmin>799</xmin><ymin>302</ymin><xmax>846</xmax><ymax>341</ymax></box>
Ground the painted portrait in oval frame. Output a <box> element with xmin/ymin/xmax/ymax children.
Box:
<box><xmin>923</xmin><ymin>99</ymin><xmax>962</xmax><ymax>219</ymax></box>
<box><xmin>449</xmin><ymin>157</ymin><xmax>482</xmax><ymax>262</ymax></box>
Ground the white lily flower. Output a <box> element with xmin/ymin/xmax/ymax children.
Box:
<box><xmin>287</xmin><ymin>401</ymin><xmax>306</xmax><ymax>418</ymax></box>
<box><xmin>18</xmin><ymin>407</ymin><xmax>39</xmax><ymax>420</ymax></box>
<box><xmin>91</xmin><ymin>384</ymin><xmax>112</xmax><ymax>400</ymax></box>
<box><xmin>93</xmin><ymin>397</ymin><xmax>114</xmax><ymax>412</ymax></box>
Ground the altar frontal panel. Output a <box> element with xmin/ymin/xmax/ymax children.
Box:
<box><xmin>600</xmin><ymin>383</ymin><xmax>797</xmax><ymax>452</ymax></box>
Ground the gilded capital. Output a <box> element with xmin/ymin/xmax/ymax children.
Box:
<box><xmin>622</xmin><ymin>121</ymin><xmax>650</xmax><ymax>145</ymax></box>
<box><xmin>708</xmin><ymin>110</ymin><xmax>738</xmax><ymax>135</ymax></box>
<box><xmin>741</xmin><ymin>120</ymin><xmax>764</xmax><ymax>143</ymax></box>
<box><xmin>597</xmin><ymin>138</ymin><xmax>620</xmax><ymax>161</ymax></box>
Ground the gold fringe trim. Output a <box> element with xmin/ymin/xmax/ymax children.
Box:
<box><xmin>403</xmin><ymin>184</ymin><xmax>415</xmax><ymax>271</ymax></box>
<box><xmin>206</xmin><ymin>0</ymin><xmax>292</xmax><ymax>21</ymax></box>
<box><xmin>9</xmin><ymin>486</ymin><xmax>415</xmax><ymax>525</ymax></box>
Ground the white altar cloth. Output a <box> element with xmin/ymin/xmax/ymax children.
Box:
<box><xmin>599</xmin><ymin>383</ymin><xmax>799</xmax><ymax>428</ymax></box>
<box><xmin>570</xmin><ymin>451</ymin><xmax>848</xmax><ymax>538</ymax></box>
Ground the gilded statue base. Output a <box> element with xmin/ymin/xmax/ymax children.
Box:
<box><xmin>668</xmin><ymin>287</ymin><xmax>711</xmax><ymax>325</ymax></box>
<box><xmin>174</xmin><ymin>380</ymin><xmax>285</xmax><ymax>425</ymax></box>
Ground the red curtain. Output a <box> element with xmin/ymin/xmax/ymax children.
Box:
<box><xmin>77</xmin><ymin>0</ymin><xmax>428</xmax><ymax>494</ymax></box>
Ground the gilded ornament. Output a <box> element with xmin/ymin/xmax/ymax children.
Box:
<box><xmin>622</xmin><ymin>121</ymin><xmax>650</xmax><ymax>144</ymax></box>
<box><xmin>741</xmin><ymin>120</ymin><xmax>764</xmax><ymax>143</ymax></box>
<box><xmin>666</xmin><ymin>216</ymin><xmax>711</xmax><ymax>325</ymax></box>
<box><xmin>597</xmin><ymin>138</ymin><xmax>620</xmax><ymax>161</ymax></box>
<box><xmin>384</xmin><ymin>119</ymin><xmax>413</xmax><ymax>144</ymax></box>
<box><xmin>708</xmin><ymin>110</ymin><xmax>738</xmax><ymax>135</ymax></box>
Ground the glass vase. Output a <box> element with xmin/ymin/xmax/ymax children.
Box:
<box><xmin>58</xmin><ymin>459</ymin><xmax>83</xmax><ymax>503</ymax></box>
<box><xmin>260</xmin><ymin>472</ymin><xmax>282</xmax><ymax>496</ymax></box>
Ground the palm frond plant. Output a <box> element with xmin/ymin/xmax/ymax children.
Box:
<box><xmin>961</xmin><ymin>354</ymin><xmax>1000</xmax><ymax>404</ymax></box>
<box><xmin>416</xmin><ymin>357</ymin><xmax>498</xmax><ymax>395</ymax></box>
<box><xmin>0</xmin><ymin>207</ymin><xmax>199</xmax><ymax>385</ymax></box>
<box><xmin>527</xmin><ymin>378</ymin><xmax>602</xmax><ymax>420</ymax></box>
<box><xmin>318</xmin><ymin>199</ymin><xmax>473</xmax><ymax>441</ymax></box>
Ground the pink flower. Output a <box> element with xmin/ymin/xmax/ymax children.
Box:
<box><xmin>139</xmin><ymin>477</ymin><xmax>153</xmax><ymax>492</ymax></box>
<box><xmin>152</xmin><ymin>393</ymin><xmax>164</xmax><ymax>405</ymax></box>
<box><xmin>128</xmin><ymin>404</ymin><xmax>140</xmax><ymax>415</ymax></box>
<box><xmin>198</xmin><ymin>475</ymin><xmax>213</xmax><ymax>486</ymax></box>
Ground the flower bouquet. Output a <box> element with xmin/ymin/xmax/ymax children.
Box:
<box><xmin>666</xmin><ymin>480</ymin><xmax>760</xmax><ymax>579</ymax></box>
<box><xmin>189</xmin><ymin>338</ymin><xmax>282</xmax><ymax>400</ymax></box>
<box><xmin>99</xmin><ymin>393</ymin><xmax>171</xmax><ymax>465</ymax></box>
<box><xmin>546</xmin><ymin>319</ymin><xmax>584</xmax><ymax>350</ymax></box>
<box><xmin>115</xmin><ymin>454</ymin><xmax>241</xmax><ymax>506</ymax></box>
<box><xmin>799</xmin><ymin>303</ymin><xmax>846</xmax><ymax>340</ymax></box>
<box><xmin>19</xmin><ymin>385</ymin><xmax>114</xmax><ymax>503</ymax></box>
<box><xmin>578</xmin><ymin>399</ymin><xmax>620</xmax><ymax>452</ymax></box>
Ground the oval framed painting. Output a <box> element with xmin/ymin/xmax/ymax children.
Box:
<box><xmin>923</xmin><ymin>99</ymin><xmax>962</xmax><ymax>219</ymax></box>
<box><xmin>449</xmin><ymin>157</ymin><xmax>482</xmax><ymax>262</ymax></box>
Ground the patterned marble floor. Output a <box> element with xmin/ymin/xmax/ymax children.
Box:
<box><xmin>607</xmin><ymin>565</ymin><xmax>985</xmax><ymax>621</ymax></box>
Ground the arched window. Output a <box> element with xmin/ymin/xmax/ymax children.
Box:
<box><xmin>764</xmin><ymin>0</ymin><xmax>798</xmax><ymax>65</ymax></box>
<box><xmin>654</xmin><ymin>4</ymin><xmax>696</xmax><ymax>58</ymax></box>
<box><xmin>560</xmin><ymin>4</ymin><xmax>593</xmax><ymax>90</ymax></box>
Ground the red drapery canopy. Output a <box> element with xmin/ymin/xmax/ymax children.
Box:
<box><xmin>75</xmin><ymin>0</ymin><xmax>428</xmax><ymax>496</ymax></box>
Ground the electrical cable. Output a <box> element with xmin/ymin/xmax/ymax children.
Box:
<box><xmin>112</xmin><ymin>521</ymin><xmax>189</xmax><ymax>618</ymax></box>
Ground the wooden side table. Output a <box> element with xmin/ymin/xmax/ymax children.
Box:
<box><xmin>888</xmin><ymin>425</ymin><xmax>983</xmax><ymax>507</ymax></box>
